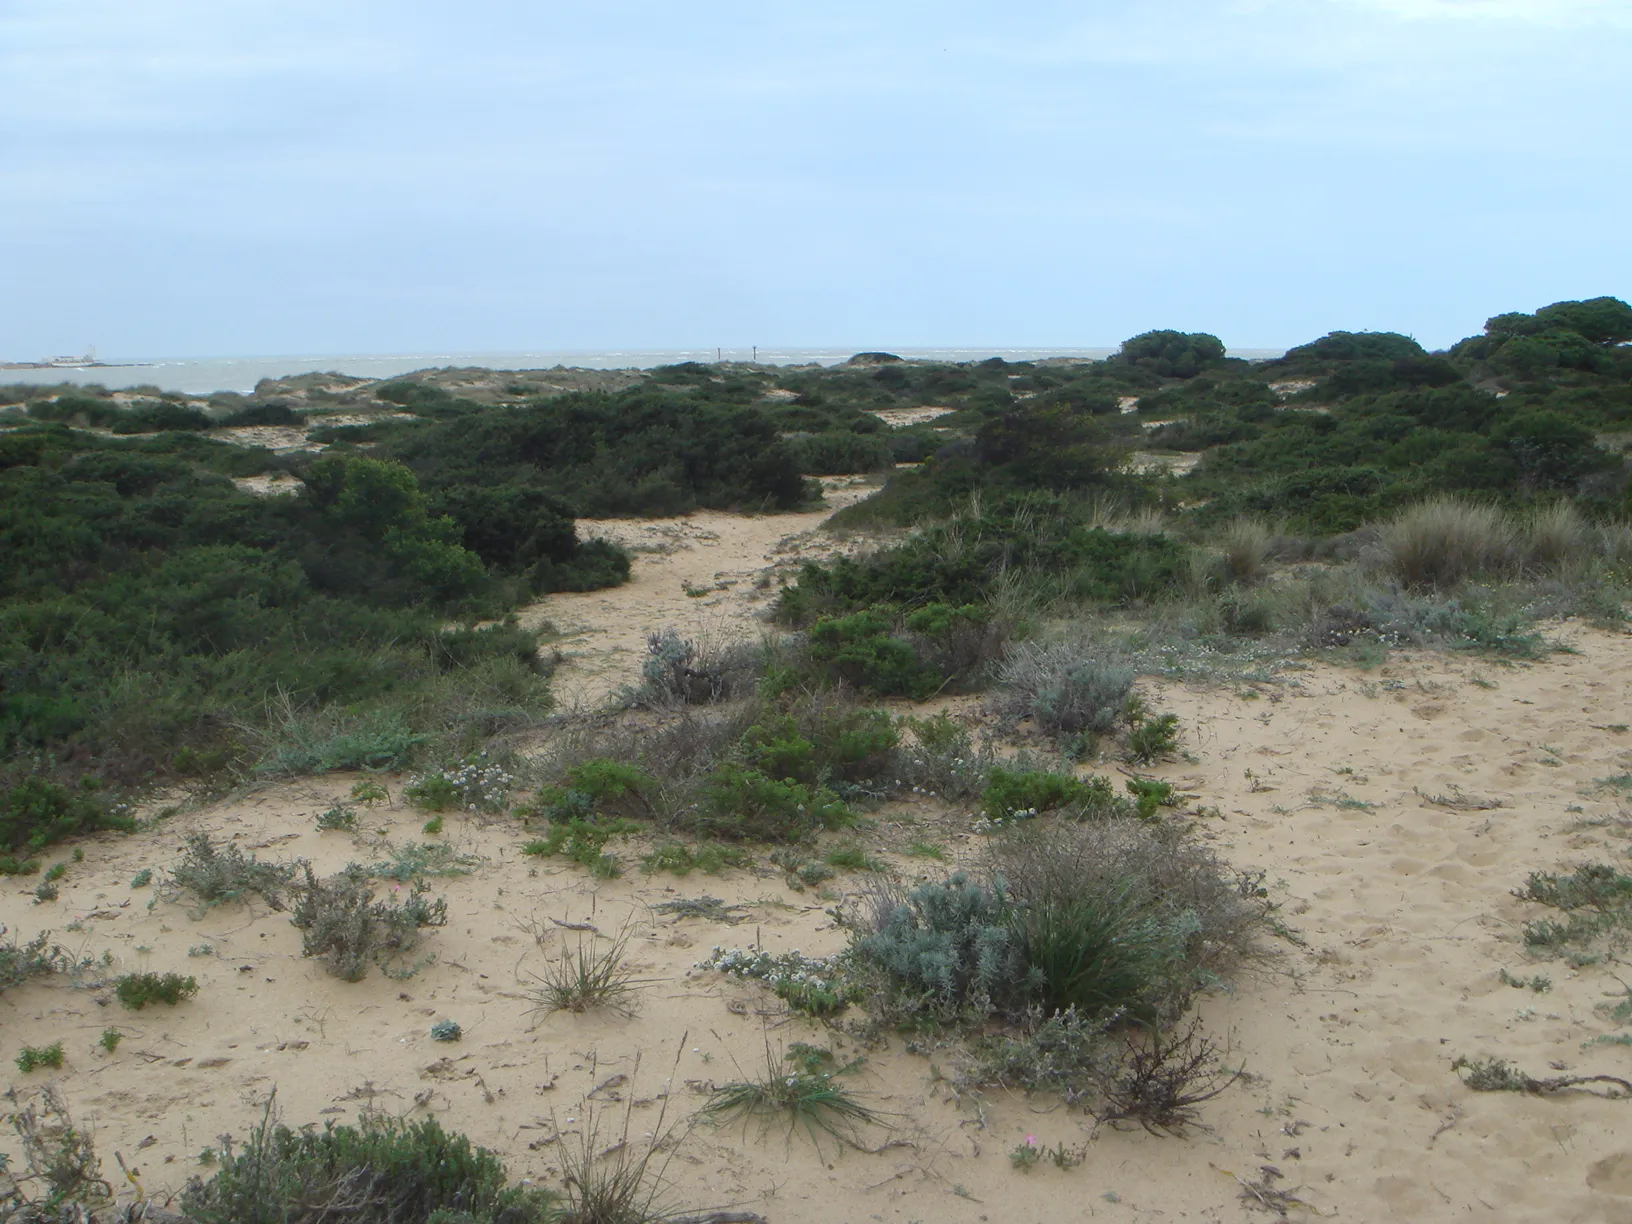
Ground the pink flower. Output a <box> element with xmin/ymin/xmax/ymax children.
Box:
<box><xmin>1024</xmin><ymin>1134</ymin><xmax>1036</xmax><ymax>1146</ymax></box>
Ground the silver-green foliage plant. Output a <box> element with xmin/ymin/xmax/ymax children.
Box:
<box><xmin>994</xmin><ymin>641</ymin><xmax>1134</xmax><ymax>737</ymax></box>
<box><xmin>170</xmin><ymin>832</ymin><xmax>299</xmax><ymax>910</ymax></box>
<box><xmin>289</xmin><ymin>865</ymin><xmax>447</xmax><ymax>982</ymax></box>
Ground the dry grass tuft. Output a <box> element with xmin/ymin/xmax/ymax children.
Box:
<box><xmin>1375</xmin><ymin>497</ymin><xmax>1516</xmax><ymax>589</ymax></box>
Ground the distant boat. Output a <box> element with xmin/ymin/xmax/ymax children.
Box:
<box><xmin>47</xmin><ymin>347</ymin><xmax>98</xmax><ymax>368</ymax></box>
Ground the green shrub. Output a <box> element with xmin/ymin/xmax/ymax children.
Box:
<box><xmin>639</xmin><ymin>841</ymin><xmax>749</xmax><ymax>876</ymax></box>
<box><xmin>181</xmin><ymin>1104</ymin><xmax>552</xmax><ymax>1224</ymax></box>
<box><xmin>521</xmin><ymin>817</ymin><xmax>625</xmax><ymax>878</ymax></box>
<box><xmin>803</xmin><ymin>610</ymin><xmax>938</xmax><ymax>698</ymax></box>
<box><xmin>688</xmin><ymin>764</ymin><xmax>852</xmax><ymax>842</ymax></box>
<box><xmin>15</xmin><ymin>1041</ymin><xmax>65</xmax><ymax>1073</ymax></box>
<box><xmin>980</xmin><ymin>767</ymin><xmax>1089</xmax><ymax>822</ymax></box>
<box><xmin>99</xmin><ymin>1029</ymin><xmax>122</xmax><ymax>1053</ymax></box>
<box><xmin>0</xmin><ymin>778</ymin><xmax>130</xmax><ymax>865</ymax></box>
<box><xmin>316</xmin><ymin>805</ymin><xmax>358</xmax><ymax>831</ymax></box>
<box><xmin>1126</xmin><ymin>714</ymin><xmax>1181</xmax><ymax>764</ymax></box>
<box><xmin>115</xmin><ymin>972</ymin><xmax>199</xmax><ymax>1009</ymax></box>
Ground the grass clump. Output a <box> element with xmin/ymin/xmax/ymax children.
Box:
<box><xmin>181</xmin><ymin>1096</ymin><xmax>555</xmax><ymax>1224</ymax></box>
<box><xmin>527</xmin><ymin>929</ymin><xmax>641</xmax><ymax>1018</ymax></box>
<box><xmin>169</xmin><ymin>831</ymin><xmax>299</xmax><ymax>910</ymax></box>
<box><xmin>15</xmin><ymin>1041</ymin><xmax>65</xmax><ymax>1073</ymax></box>
<box><xmin>98</xmin><ymin>1029</ymin><xmax>122</xmax><ymax>1053</ymax></box>
<box><xmin>115</xmin><ymin>971</ymin><xmax>199</xmax><ymax>1009</ymax></box>
<box><xmin>289</xmin><ymin>865</ymin><xmax>448</xmax><ymax>981</ymax></box>
<box><xmin>1375</xmin><ymin>497</ymin><xmax>1517</xmax><ymax>589</ymax></box>
<box><xmin>700</xmin><ymin>1045</ymin><xmax>880</xmax><ymax>1150</ymax></box>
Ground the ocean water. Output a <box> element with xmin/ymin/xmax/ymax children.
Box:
<box><xmin>1</xmin><ymin>345</ymin><xmax>1283</xmax><ymax>397</ymax></box>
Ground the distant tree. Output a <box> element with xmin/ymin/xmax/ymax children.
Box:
<box><xmin>1283</xmin><ymin>331</ymin><xmax>1426</xmax><ymax>363</ymax></box>
<box><xmin>1534</xmin><ymin>297</ymin><xmax>1632</xmax><ymax>345</ymax></box>
<box><xmin>1112</xmin><ymin>330</ymin><xmax>1227</xmax><ymax>379</ymax></box>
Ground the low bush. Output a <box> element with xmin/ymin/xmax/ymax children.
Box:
<box><xmin>521</xmin><ymin>817</ymin><xmax>627</xmax><ymax>878</ymax></box>
<box><xmin>404</xmin><ymin>757</ymin><xmax>516</xmax><ymax>813</ymax></box>
<box><xmin>169</xmin><ymin>832</ymin><xmax>298</xmax><ymax>910</ymax></box>
<box><xmin>115</xmin><ymin>971</ymin><xmax>199</xmax><ymax>1009</ymax></box>
<box><xmin>631</xmin><ymin>627</ymin><xmax>760</xmax><ymax>707</ymax></box>
<box><xmin>1126</xmin><ymin>713</ymin><xmax>1181</xmax><ymax>764</ymax></box>
<box><xmin>993</xmin><ymin>641</ymin><xmax>1134</xmax><ymax>738</ymax></box>
<box><xmin>0</xmin><ymin>926</ymin><xmax>78</xmax><ymax>993</ymax></box>
<box><xmin>639</xmin><ymin>841</ymin><xmax>749</xmax><ymax>876</ymax></box>
<box><xmin>0</xmin><ymin>778</ymin><xmax>131</xmax><ymax>873</ymax></box>
<box><xmin>182</xmin><ymin>1099</ymin><xmax>554</xmax><ymax>1224</ymax></box>
<box><xmin>289</xmin><ymin>865</ymin><xmax>447</xmax><ymax>981</ymax></box>
<box><xmin>854</xmin><ymin>822</ymin><xmax>1258</xmax><ymax>1024</ymax></box>
<box><xmin>687</xmin><ymin>763</ymin><xmax>852</xmax><ymax>842</ymax></box>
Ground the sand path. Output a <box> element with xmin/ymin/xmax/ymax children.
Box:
<box><xmin>521</xmin><ymin>474</ymin><xmax>886</xmax><ymax>708</ymax></box>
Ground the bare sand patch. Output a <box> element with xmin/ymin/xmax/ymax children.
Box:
<box><xmin>870</xmin><ymin>406</ymin><xmax>955</xmax><ymax>428</ymax></box>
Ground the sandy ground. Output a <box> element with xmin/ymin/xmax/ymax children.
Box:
<box><xmin>523</xmin><ymin>474</ymin><xmax>890</xmax><ymax>709</ymax></box>
<box><xmin>7</xmin><ymin>504</ymin><xmax>1632</xmax><ymax>1221</ymax></box>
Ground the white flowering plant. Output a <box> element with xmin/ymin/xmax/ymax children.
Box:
<box><xmin>699</xmin><ymin>945</ymin><xmax>854</xmax><ymax>1016</ymax></box>
<box><xmin>403</xmin><ymin>756</ymin><xmax>515</xmax><ymax>813</ymax></box>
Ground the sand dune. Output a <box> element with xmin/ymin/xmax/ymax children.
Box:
<box><xmin>5</xmin><ymin>504</ymin><xmax>1632</xmax><ymax>1222</ymax></box>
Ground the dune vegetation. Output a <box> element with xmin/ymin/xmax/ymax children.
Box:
<box><xmin>2</xmin><ymin>294</ymin><xmax>1630</xmax><ymax>1221</ymax></box>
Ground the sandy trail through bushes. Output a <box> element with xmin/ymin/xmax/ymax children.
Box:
<box><xmin>522</xmin><ymin>474</ymin><xmax>886</xmax><ymax>708</ymax></box>
<box><xmin>5</xmin><ymin>498</ymin><xmax>1632</xmax><ymax>1219</ymax></box>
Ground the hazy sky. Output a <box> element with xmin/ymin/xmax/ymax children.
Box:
<box><xmin>2</xmin><ymin>0</ymin><xmax>1627</xmax><ymax>357</ymax></box>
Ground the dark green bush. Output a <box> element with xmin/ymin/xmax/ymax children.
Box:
<box><xmin>182</xmin><ymin>1106</ymin><xmax>552</xmax><ymax>1224</ymax></box>
<box><xmin>687</xmin><ymin>763</ymin><xmax>852</xmax><ymax>843</ymax></box>
<box><xmin>115</xmin><ymin>972</ymin><xmax>199</xmax><ymax>1009</ymax></box>
<box><xmin>0</xmin><ymin>778</ymin><xmax>128</xmax><ymax>867</ymax></box>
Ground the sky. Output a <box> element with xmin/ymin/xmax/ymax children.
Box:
<box><xmin>1</xmin><ymin>0</ymin><xmax>1628</xmax><ymax>358</ymax></box>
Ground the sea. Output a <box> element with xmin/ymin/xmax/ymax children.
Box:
<box><xmin>0</xmin><ymin>346</ymin><xmax>1284</xmax><ymax>397</ymax></box>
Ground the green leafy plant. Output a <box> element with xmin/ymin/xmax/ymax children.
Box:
<box><xmin>115</xmin><ymin>972</ymin><xmax>199</xmax><ymax>1009</ymax></box>
<box><xmin>98</xmin><ymin>1029</ymin><xmax>122</xmax><ymax>1053</ymax></box>
<box><xmin>316</xmin><ymin>805</ymin><xmax>359</xmax><ymax>831</ymax></box>
<box><xmin>16</xmin><ymin>1041</ymin><xmax>65</xmax><ymax>1072</ymax></box>
<box><xmin>1126</xmin><ymin>713</ymin><xmax>1181</xmax><ymax>764</ymax></box>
